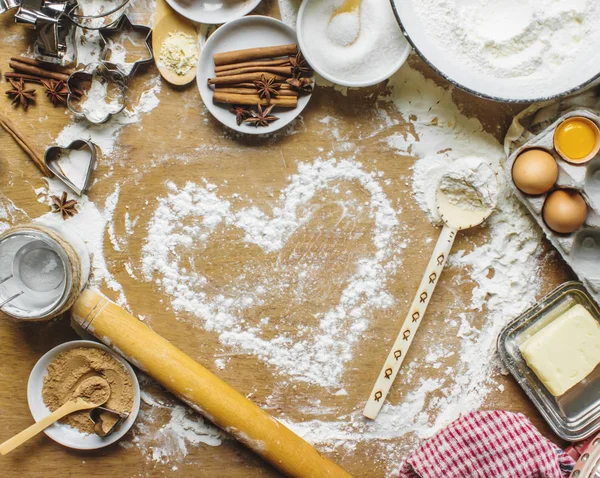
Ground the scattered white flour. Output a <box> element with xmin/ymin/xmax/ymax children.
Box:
<box><xmin>125</xmin><ymin>380</ymin><xmax>222</xmax><ymax>464</ymax></box>
<box><xmin>327</xmin><ymin>11</ymin><xmax>360</xmax><ymax>47</ymax></box>
<box><xmin>4</xmin><ymin>1</ymin><xmax>548</xmax><ymax>472</ymax></box>
<box><xmin>141</xmin><ymin>159</ymin><xmax>399</xmax><ymax>388</ymax></box>
<box><xmin>79</xmin><ymin>71</ymin><xmax>125</xmax><ymax>124</ymax></box>
<box><xmin>299</xmin><ymin>0</ymin><xmax>408</xmax><ymax>83</ymax></box>
<box><xmin>412</xmin><ymin>0</ymin><xmax>600</xmax><ymax>95</ymax></box>
<box><xmin>438</xmin><ymin>156</ymin><xmax>498</xmax><ymax>211</ymax></box>
<box><xmin>159</xmin><ymin>32</ymin><xmax>199</xmax><ymax>76</ymax></box>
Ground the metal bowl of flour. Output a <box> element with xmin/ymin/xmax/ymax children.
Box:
<box><xmin>390</xmin><ymin>0</ymin><xmax>600</xmax><ymax>103</ymax></box>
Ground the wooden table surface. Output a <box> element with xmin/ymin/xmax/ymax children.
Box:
<box><xmin>0</xmin><ymin>1</ymin><xmax>575</xmax><ymax>477</ymax></box>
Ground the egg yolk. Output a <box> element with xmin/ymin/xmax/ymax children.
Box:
<box><xmin>554</xmin><ymin>118</ymin><xmax>598</xmax><ymax>161</ymax></box>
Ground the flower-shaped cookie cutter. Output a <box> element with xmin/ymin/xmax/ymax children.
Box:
<box><xmin>67</xmin><ymin>62</ymin><xmax>127</xmax><ymax>124</ymax></box>
<box><xmin>44</xmin><ymin>139</ymin><xmax>98</xmax><ymax>196</ymax></box>
<box><xmin>99</xmin><ymin>15</ymin><xmax>154</xmax><ymax>78</ymax></box>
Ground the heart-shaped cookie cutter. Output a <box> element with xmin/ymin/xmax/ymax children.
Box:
<box><xmin>44</xmin><ymin>139</ymin><xmax>98</xmax><ymax>196</ymax></box>
<box><xmin>99</xmin><ymin>14</ymin><xmax>154</xmax><ymax>77</ymax></box>
<box><xmin>66</xmin><ymin>61</ymin><xmax>127</xmax><ymax>124</ymax></box>
<box><xmin>89</xmin><ymin>406</ymin><xmax>129</xmax><ymax>437</ymax></box>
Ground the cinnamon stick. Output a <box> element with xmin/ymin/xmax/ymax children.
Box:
<box><xmin>208</xmin><ymin>73</ymin><xmax>287</xmax><ymax>86</ymax></box>
<box><xmin>215</xmin><ymin>82</ymin><xmax>294</xmax><ymax>90</ymax></box>
<box><xmin>9</xmin><ymin>61</ymin><xmax>70</xmax><ymax>82</ymax></box>
<box><xmin>213</xmin><ymin>92</ymin><xmax>297</xmax><ymax>108</ymax></box>
<box><xmin>0</xmin><ymin>114</ymin><xmax>52</xmax><ymax>177</ymax></box>
<box><xmin>214</xmin><ymin>44</ymin><xmax>298</xmax><ymax>66</ymax></box>
<box><xmin>5</xmin><ymin>72</ymin><xmax>44</xmax><ymax>83</ymax></box>
<box><xmin>215</xmin><ymin>66</ymin><xmax>293</xmax><ymax>78</ymax></box>
<box><xmin>216</xmin><ymin>87</ymin><xmax>298</xmax><ymax>97</ymax></box>
<box><xmin>215</xmin><ymin>58</ymin><xmax>291</xmax><ymax>73</ymax></box>
<box><xmin>10</xmin><ymin>57</ymin><xmax>75</xmax><ymax>75</ymax></box>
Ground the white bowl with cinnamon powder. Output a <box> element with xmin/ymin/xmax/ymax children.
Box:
<box><xmin>27</xmin><ymin>340</ymin><xmax>140</xmax><ymax>450</ymax></box>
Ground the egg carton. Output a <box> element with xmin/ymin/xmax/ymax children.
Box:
<box><xmin>506</xmin><ymin>109</ymin><xmax>600</xmax><ymax>300</ymax></box>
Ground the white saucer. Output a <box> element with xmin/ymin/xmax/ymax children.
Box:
<box><xmin>198</xmin><ymin>15</ymin><xmax>313</xmax><ymax>135</ymax></box>
<box><xmin>165</xmin><ymin>0</ymin><xmax>263</xmax><ymax>25</ymax></box>
<box><xmin>27</xmin><ymin>340</ymin><xmax>140</xmax><ymax>450</ymax></box>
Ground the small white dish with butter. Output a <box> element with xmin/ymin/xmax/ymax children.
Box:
<box><xmin>498</xmin><ymin>282</ymin><xmax>600</xmax><ymax>441</ymax></box>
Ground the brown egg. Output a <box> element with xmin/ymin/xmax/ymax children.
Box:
<box><xmin>543</xmin><ymin>189</ymin><xmax>588</xmax><ymax>234</ymax></box>
<box><xmin>512</xmin><ymin>149</ymin><xmax>558</xmax><ymax>195</ymax></box>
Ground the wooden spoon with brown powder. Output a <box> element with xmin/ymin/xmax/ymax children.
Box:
<box><xmin>0</xmin><ymin>377</ymin><xmax>110</xmax><ymax>455</ymax></box>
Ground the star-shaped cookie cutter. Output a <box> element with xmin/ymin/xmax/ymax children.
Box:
<box><xmin>99</xmin><ymin>14</ymin><xmax>154</xmax><ymax>78</ymax></box>
<box><xmin>66</xmin><ymin>62</ymin><xmax>127</xmax><ymax>124</ymax></box>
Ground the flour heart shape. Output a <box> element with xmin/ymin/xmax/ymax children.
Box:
<box><xmin>140</xmin><ymin>159</ymin><xmax>399</xmax><ymax>388</ymax></box>
<box><xmin>44</xmin><ymin>140</ymin><xmax>98</xmax><ymax>196</ymax></box>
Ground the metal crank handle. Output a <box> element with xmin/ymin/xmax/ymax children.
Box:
<box><xmin>363</xmin><ymin>225</ymin><xmax>457</xmax><ymax>419</ymax></box>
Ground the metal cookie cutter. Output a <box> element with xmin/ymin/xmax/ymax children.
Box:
<box><xmin>89</xmin><ymin>406</ymin><xmax>129</xmax><ymax>437</ymax></box>
<box><xmin>44</xmin><ymin>139</ymin><xmax>98</xmax><ymax>196</ymax></box>
<box><xmin>99</xmin><ymin>14</ymin><xmax>154</xmax><ymax>77</ymax></box>
<box><xmin>5</xmin><ymin>0</ymin><xmax>78</xmax><ymax>64</ymax></box>
<box><xmin>67</xmin><ymin>61</ymin><xmax>127</xmax><ymax>124</ymax></box>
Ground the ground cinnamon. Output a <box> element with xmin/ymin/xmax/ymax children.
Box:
<box><xmin>213</xmin><ymin>44</ymin><xmax>297</xmax><ymax>66</ymax></box>
<box><xmin>42</xmin><ymin>347</ymin><xmax>134</xmax><ymax>435</ymax></box>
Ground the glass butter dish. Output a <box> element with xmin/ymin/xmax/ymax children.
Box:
<box><xmin>498</xmin><ymin>282</ymin><xmax>600</xmax><ymax>441</ymax></box>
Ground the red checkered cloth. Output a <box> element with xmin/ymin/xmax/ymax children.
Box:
<box><xmin>398</xmin><ymin>410</ymin><xmax>575</xmax><ymax>478</ymax></box>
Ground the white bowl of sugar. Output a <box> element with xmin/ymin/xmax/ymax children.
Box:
<box><xmin>297</xmin><ymin>0</ymin><xmax>411</xmax><ymax>87</ymax></box>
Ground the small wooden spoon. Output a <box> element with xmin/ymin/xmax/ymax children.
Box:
<box><xmin>153</xmin><ymin>0</ymin><xmax>198</xmax><ymax>86</ymax></box>
<box><xmin>332</xmin><ymin>0</ymin><xmax>361</xmax><ymax>16</ymax></box>
<box><xmin>0</xmin><ymin>377</ymin><xmax>110</xmax><ymax>455</ymax></box>
<box><xmin>328</xmin><ymin>0</ymin><xmax>362</xmax><ymax>46</ymax></box>
<box><xmin>364</xmin><ymin>162</ymin><xmax>497</xmax><ymax>419</ymax></box>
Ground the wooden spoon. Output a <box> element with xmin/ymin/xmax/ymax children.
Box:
<box><xmin>0</xmin><ymin>377</ymin><xmax>110</xmax><ymax>455</ymax></box>
<box><xmin>329</xmin><ymin>0</ymin><xmax>362</xmax><ymax>45</ymax></box>
<box><xmin>332</xmin><ymin>0</ymin><xmax>361</xmax><ymax>16</ymax></box>
<box><xmin>152</xmin><ymin>0</ymin><xmax>198</xmax><ymax>86</ymax></box>
<box><xmin>363</xmin><ymin>163</ymin><xmax>497</xmax><ymax>419</ymax></box>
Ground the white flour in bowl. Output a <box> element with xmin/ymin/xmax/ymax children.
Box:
<box><xmin>411</xmin><ymin>0</ymin><xmax>600</xmax><ymax>86</ymax></box>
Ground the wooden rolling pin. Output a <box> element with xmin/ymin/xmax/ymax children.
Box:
<box><xmin>71</xmin><ymin>289</ymin><xmax>352</xmax><ymax>478</ymax></box>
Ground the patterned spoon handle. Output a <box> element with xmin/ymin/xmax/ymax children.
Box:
<box><xmin>363</xmin><ymin>225</ymin><xmax>457</xmax><ymax>419</ymax></box>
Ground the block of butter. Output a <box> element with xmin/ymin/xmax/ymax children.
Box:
<box><xmin>519</xmin><ymin>304</ymin><xmax>600</xmax><ymax>396</ymax></box>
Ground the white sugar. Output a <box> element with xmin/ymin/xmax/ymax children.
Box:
<box><xmin>299</xmin><ymin>0</ymin><xmax>407</xmax><ymax>82</ymax></box>
<box><xmin>327</xmin><ymin>11</ymin><xmax>360</xmax><ymax>47</ymax></box>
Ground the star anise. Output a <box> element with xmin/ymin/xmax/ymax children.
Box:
<box><xmin>230</xmin><ymin>106</ymin><xmax>251</xmax><ymax>126</ymax></box>
<box><xmin>286</xmin><ymin>77</ymin><xmax>313</xmax><ymax>94</ymax></box>
<box><xmin>41</xmin><ymin>79</ymin><xmax>69</xmax><ymax>106</ymax></box>
<box><xmin>244</xmin><ymin>104</ymin><xmax>279</xmax><ymax>128</ymax></box>
<box><xmin>253</xmin><ymin>75</ymin><xmax>280</xmax><ymax>103</ymax></box>
<box><xmin>51</xmin><ymin>191</ymin><xmax>78</xmax><ymax>220</ymax></box>
<box><xmin>5</xmin><ymin>78</ymin><xmax>36</xmax><ymax>110</ymax></box>
<box><xmin>289</xmin><ymin>52</ymin><xmax>312</xmax><ymax>77</ymax></box>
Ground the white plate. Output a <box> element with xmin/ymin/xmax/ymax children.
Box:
<box><xmin>390</xmin><ymin>0</ymin><xmax>600</xmax><ymax>102</ymax></box>
<box><xmin>297</xmin><ymin>0</ymin><xmax>410</xmax><ymax>87</ymax></box>
<box><xmin>198</xmin><ymin>15</ymin><xmax>312</xmax><ymax>135</ymax></box>
<box><xmin>27</xmin><ymin>340</ymin><xmax>141</xmax><ymax>450</ymax></box>
<box><xmin>165</xmin><ymin>0</ymin><xmax>262</xmax><ymax>25</ymax></box>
